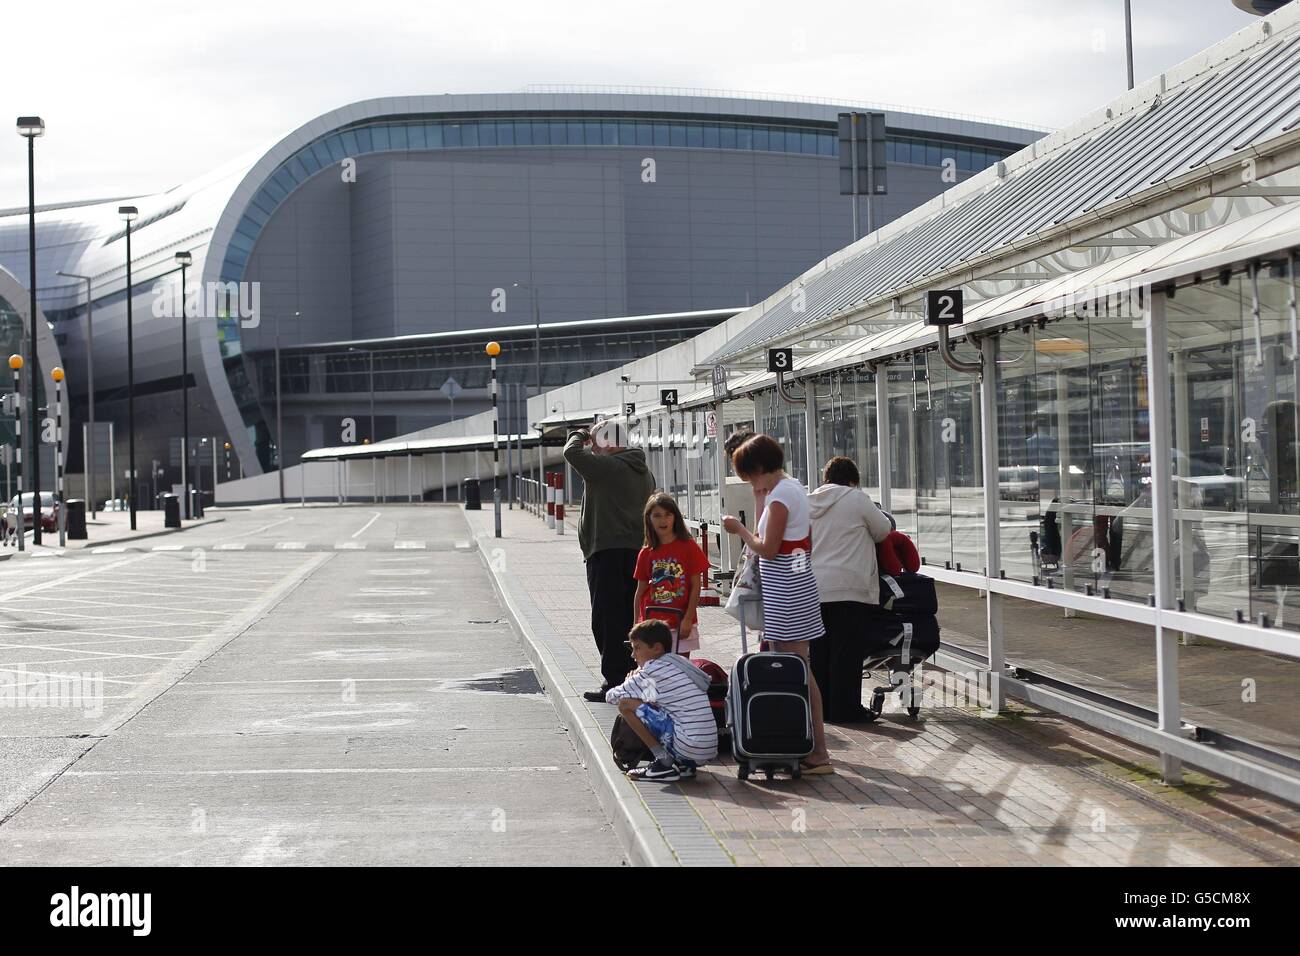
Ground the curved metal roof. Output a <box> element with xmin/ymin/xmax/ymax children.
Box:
<box><xmin>701</xmin><ymin>9</ymin><xmax>1300</xmax><ymax>366</ymax></box>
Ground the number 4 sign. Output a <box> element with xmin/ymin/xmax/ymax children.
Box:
<box><xmin>925</xmin><ymin>290</ymin><xmax>963</xmax><ymax>326</ymax></box>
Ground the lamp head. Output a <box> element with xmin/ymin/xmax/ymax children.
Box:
<box><xmin>8</xmin><ymin>354</ymin><xmax>23</xmax><ymax>371</ymax></box>
<box><xmin>174</xmin><ymin>251</ymin><xmax>192</xmax><ymax>266</ymax></box>
<box><xmin>118</xmin><ymin>205</ymin><xmax>138</xmax><ymax>222</ymax></box>
<box><xmin>485</xmin><ymin>341</ymin><xmax>501</xmax><ymax>358</ymax></box>
<box><xmin>51</xmin><ymin>366</ymin><xmax>64</xmax><ymax>383</ymax></box>
<box><xmin>16</xmin><ymin>116</ymin><xmax>44</xmax><ymax>138</ymax></box>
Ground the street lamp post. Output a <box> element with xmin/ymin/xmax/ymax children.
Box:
<box><xmin>174</xmin><ymin>251</ymin><xmax>192</xmax><ymax>518</ymax></box>
<box><xmin>56</xmin><ymin>270</ymin><xmax>95</xmax><ymax>517</ymax></box>
<box><xmin>119</xmin><ymin>205</ymin><xmax>139</xmax><ymax>530</ymax></box>
<box><xmin>17</xmin><ymin>116</ymin><xmax>44</xmax><ymax>544</ymax></box>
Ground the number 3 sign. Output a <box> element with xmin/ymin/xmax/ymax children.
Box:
<box><xmin>767</xmin><ymin>347</ymin><xmax>794</xmax><ymax>374</ymax></box>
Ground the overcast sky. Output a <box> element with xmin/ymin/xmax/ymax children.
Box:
<box><xmin>0</xmin><ymin>0</ymin><xmax>1260</xmax><ymax>205</ymax></box>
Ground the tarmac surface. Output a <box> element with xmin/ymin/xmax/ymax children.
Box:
<box><xmin>0</xmin><ymin>504</ymin><xmax>623</xmax><ymax>866</ymax></box>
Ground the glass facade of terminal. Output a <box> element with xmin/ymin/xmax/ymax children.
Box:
<box><xmin>656</xmin><ymin>284</ymin><xmax>1300</xmax><ymax>631</ymax></box>
<box><xmin>220</xmin><ymin>116</ymin><xmax>1017</xmax><ymax>283</ymax></box>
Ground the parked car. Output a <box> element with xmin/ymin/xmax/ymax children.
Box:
<box><xmin>4</xmin><ymin>492</ymin><xmax>59</xmax><ymax>534</ymax></box>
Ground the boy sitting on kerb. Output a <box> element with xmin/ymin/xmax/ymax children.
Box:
<box><xmin>606</xmin><ymin>619</ymin><xmax>719</xmax><ymax>781</ymax></box>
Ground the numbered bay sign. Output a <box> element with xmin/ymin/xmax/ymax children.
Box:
<box><xmin>768</xmin><ymin>347</ymin><xmax>794</xmax><ymax>374</ymax></box>
<box><xmin>925</xmin><ymin>289</ymin><xmax>964</xmax><ymax>326</ymax></box>
<box><xmin>660</xmin><ymin>388</ymin><xmax>678</xmax><ymax>407</ymax></box>
<box><xmin>624</xmin><ymin>402</ymin><xmax>636</xmax><ymax>416</ymax></box>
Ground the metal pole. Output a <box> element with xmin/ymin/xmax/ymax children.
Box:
<box><xmin>126</xmin><ymin>221</ymin><xmax>136</xmax><ymax>531</ymax></box>
<box><xmin>26</xmin><ymin>135</ymin><xmax>40</xmax><ymax>545</ymax></box>
<box><xmin>1124</xmin><ymin>0</ymin><xmax>1135</xmax><ymax>91</ymax></box>
<box><xmin>490</xmin><ymin>350</ymin><xmax>501</xmax><ymax>536</ymax></box>
<box><xmin>180</xmin><ymin>263</ymin><xmax>189</xmax><ymax>519</ymax></box>
<box><xmin>714</xmin><ymin>402</ymin><xmax>728</xmax><ymax>569</ymax></box>
<box><xmin>875</xmin><ymin>367</ymin><xmax>891</xmax><ymax>512</ymax></box>
<box><xmin>441</xmin><ymin>451</ymin><xmax>447</xmax><ymax>502</ymax></box>
<box><xmin>979</xmin><ymin>337</ymin><xmax>1005</xmax><ymax>711</ymax></box>
<box><xmin>506</xmin><ymin>382</ymin><xmax>514</xmax><ymax>510</ymax></box>
<box><xmin>532</xmin><ymin>289</ymin><xmax>543</xmax><ymax>507</ymax></box>
<box><xmin>368</xmin><ymin>350</ymin><xmax>376</xmax><ymax>443</ymax></box>
<box><xmin>407</xmin><ymin>453</ymin><xmax>413</xmax><ymax>503</ymax></box>
<box><xmin>1144</xmin><ymin>290</ymin><xmax>1183</xmax><ymax>784</ymax></box>
<box><xmin>109</xmin><ymin>421</ymin><xmax>115</xmax><ymax>507</ymax></box>
<box><xmin>87</xmin><ymin>278</ymin><xmax>95</xmax><ymax>517</ymax></box>
<box><xmin>275</xmin><ymin>332</ymin><xmax>284</xmax><ymax>503</ymax></box>
<box><xmin>804</xmin><ymin>383</ymin><xmax>818</xmax><ymax>488</ymax></box>
<box><xmin>56</xmin><ymin>376</ymin><xmax>64</xmax><ymax>547</ymax></box>
<box><xmin>13</xmin><ymin>367</ymin><xmax>22</xmax><ymax>551</ymax></box>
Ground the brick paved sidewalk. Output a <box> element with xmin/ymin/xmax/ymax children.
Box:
<box><xmin>467</xmin><ymin>504</ymin><xmax>1300</xmax><ymax>866</ymax></box>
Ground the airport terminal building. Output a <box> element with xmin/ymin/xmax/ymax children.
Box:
<box><xmin>0</xmin><ymin>91</ymin><xmax>1040</xmax><ymax>495</ymax></box>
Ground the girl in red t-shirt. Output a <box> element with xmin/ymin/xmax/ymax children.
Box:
<box><xmin>633</xmin><ymin>492</ymin><xmax>709</xmax><ymax>655</ymax></box>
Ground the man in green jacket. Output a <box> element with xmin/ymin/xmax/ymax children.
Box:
<box><xmin>564</xmin><ymin>420</ymin><xmax>657</xmax><ymax>702</ymax></box>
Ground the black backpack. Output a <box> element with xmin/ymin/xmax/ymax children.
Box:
<box><xmin>609</xmin><ymin>714</ymin><xmax>652</xmax><ymax>771</ymax></box>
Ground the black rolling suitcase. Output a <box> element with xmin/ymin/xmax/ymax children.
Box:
<box><xmin>726</xmin><ymin>596</ymin><xmax>814</xmax><ymax>781</ymax></box>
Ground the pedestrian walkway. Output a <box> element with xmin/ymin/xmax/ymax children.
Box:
<box><xmin>466</xmin><ymin>505</ymin><xmax>1300</xmax><ymax>867</ymax></box>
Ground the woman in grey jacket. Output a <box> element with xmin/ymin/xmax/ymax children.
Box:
<box><xmin>807</xmin><ymin>456</ymin><xmax>893</xmax><ymax>723</ymax></box>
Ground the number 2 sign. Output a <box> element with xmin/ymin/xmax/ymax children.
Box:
<box><xmin>925</xmin><ymin>290</ymin><xmax>964</xmax><ymax>327</ymax></box>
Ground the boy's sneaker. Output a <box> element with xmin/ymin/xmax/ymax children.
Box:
<box><xmin>627</xmin><ymin>757</ymin><xmax>680</xmax><ymax>782</ymax></box>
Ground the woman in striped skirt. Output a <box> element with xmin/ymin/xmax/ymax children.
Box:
<box><xmin>721</xmin><ymin>433</ymin><xmax>832</xmax><ymax>774</ymax></box>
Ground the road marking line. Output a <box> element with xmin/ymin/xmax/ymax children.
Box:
<box><xmin>62</xmin><ymin>766</ymin><xmax>563</xmax><ymax>776</ymax></box>
<box><xmin>215</xmin><ymin>543</ymin><xmax>246</xmax><ymax>551</ymax></box>
<box><xmin>91</xmin><ymin>546</ymin><xmax>127</xmax><ymax>554</ymax></box>
<box><xmin>350</xmin><ymin>512</ymin><xmax>381</xmax><ymax>539</ymax></box>
<box><xmin>0</xmin><ymin>552</ymin><xmax>154</xmax><ymax>602</ymax></box>
<box><xmin>217</xmin><ymin>515</ymin><xmax>294</xmax><ymax>541</ymax></box>
<box><xmin>275</xmin><ymin>542</ymin><xmax>307</xmax><ymax>550</ymax></box>
<box><xmin>334</xmin><ymin>542</ymin><xmax>365</xmax><ymax>550</ymax></box>
<box><xmin>152</xmin><ymin>544</ymin><xmax>184</xmax><ymax>551</ymax></box>
<box><xmin>394</xmin><ymin>540</ymin><xmax>426</xmax><ymax>549</ymax></box>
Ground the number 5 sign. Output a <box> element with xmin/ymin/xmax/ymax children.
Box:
<box><xmin>767</xmin><ymin>347</ymin><xmax>794</xmax><ymax>374</ymax></box>
<box><xmin>925</xmin><ymin>290</ymin><xmax>964</xmax><ymax>326</ymax></box>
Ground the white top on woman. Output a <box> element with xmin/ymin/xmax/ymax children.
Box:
<box><xmin>757</xmin><ymin>477</ymin><xmax>811</xmax><ymax>540</ymax></box>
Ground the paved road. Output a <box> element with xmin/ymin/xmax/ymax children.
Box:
<box><xmin>0</xmin><ymin>504</ymin><xmax>623</xmax><ymax>866</ymax></box>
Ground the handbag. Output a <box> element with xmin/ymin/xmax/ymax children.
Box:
<box><xmin>724</xmin><ymin>547</ymin><xmax>764</xmax><ymax>630</ymax></box>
